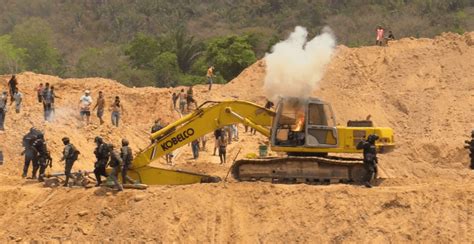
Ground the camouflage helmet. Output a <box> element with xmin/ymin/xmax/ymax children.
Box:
<box><xmin>121</xmin><ymin>138</ymin><xmax>129</xmax><ymax>146</ymax></box>
<box><xmin>62</xmin><ymin>137</ymin><xmax>70</xmax><ymax>144</ymax></box>
<box><xmin>367</xmin><ymin>134</ymin><xmax>379</xmax><ymax>143</ymax></box>
<box><xmin>94</xmin><ymin>136</ymin><xmax>103</xmax><ymax>144</ymax></box>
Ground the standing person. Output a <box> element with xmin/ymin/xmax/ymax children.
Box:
<box><xmin>60</xmin><ymin>137</ymin><xmax>79</xmax><ymax>187</ymax></box>
<box><xmin>21</xmin><ymin>128</ymin><xmax>40</xmax><ymax>178</ymax></box>
<box><xmin>151</xmin><ymin>119</ymin><xmax>163</xmax><ymax>143</ymax></box>
<box><xmin>178</xmin><ymin>89</ymin><xmax>186</xmax><ymax>114</ymax></box>
<box><xmin>386</xmin><ymin>30</ymin><xmax>395</xmax><ymax>45</ymax></box>
<box><xmin>171</xmin><ymin>92</ymin><xmax>178</xmax><ymax>111</ymax></box>
<box><xmin>218</xmin><ymin>132</ymin><xmax>227</xmax><ymax>164</ymax></box>
<box><xmin>32</xmin><ymin>133</ymin><xmax>51</xmax><ymax>182</ymax></box>
<box><xmin>111</xmin><ymin>96</ymin><xmax>122</xmax><ymax>127</ymax></box>
<box><xmin>107</xmin><ymin>144</ymin><xmax>123</xmax><ymax>191</ymax></box>
<box><xmin>213</xmin><ymin>128</ymin><xmax>222</xmax><ymax>155</ymax></box>
<box><xmin>231</xmin><ymin>124</ymin><xmax>239</xmax><ymax>141</ymax></box>
<box><xmin>42</xmin><ymin>83</ymin><xmax>54</xmax><ymax>121</ymax></box>
<box><xmin>13</xmin><ymin>88</ymin><xmax>23</xmax><ymax>113</ymax></box>
<box><xmin>191</xmin><ymin>139</ymin><xmax>200</xmax><ymax>159</ymax></box>
<box><xmin>464</xmin><ymin>130</ymin><xmax>474</xmax><ymax>170</ymax></box>
<box><xmin>8</xmin><ymin>75</ymin><xmax>17</xmax><ymax>103</ymax></box>
<box><xmin>264</xmin><ymin>100</ymin><xmax>274</xmax><ymax>110</ymax></box>
<box><xmin>50</xmin><ymin>86</ymin><xmax>58</xmax><ymax>119</ymax></box>
<box><xmin>93</xmin><ymin>136</ymin><xmax>109</xmax><ymax>186</ymax></box>
<box><xmin>120</xmin><ymin>139</ymin><xmax>133</xmax><ymax>184</ymax></box>
<box><xmin>36</xmin><ymin>83</ymin><xmax>44</xmax><ymax>103</ymax></box>
<box><xmin>356</xmin><ymin>134</ymin><xmax>379</xmax><ymax>188</ymax></box>
<box><xmin>375</xmin><ymin>26</ymin><xmax>385</xmax><ymax>46</ymax></box>
<box><xmin>93</xmin><ymin>91</ymin><xmax>105</xmax><ymax>125</ymax></box>
<box><xmin>79</xmin><ymin>90</ymin><xmax>93</xmax><ymax>125</ymax></box>
<box><xmin>206</xmin><ymin>66</ymin><xmax>215</xmax><ymax>91</ymax></box>
<box><xmin>166</xmin><ymin>152</ymin><xmax>174</xmax><ymax>165</ymax></box>
<box><xmin>200</xmin><ymin>134</ymin><xmax>207</xmax><ymax>151</ymax></box>
<box><xmin>0</xmin><ymin>91</ymin><xmax>7</xmax><ymax>131</ymax></box>
<box><xmin>186</xmin><ymin>86</ymin><xmax>198</xmax><ymax>110</ymax></box>
<box><xmin>225</xmin><ymin>125</ymin><xmax>233</xmax><ymax>144</ymax></box>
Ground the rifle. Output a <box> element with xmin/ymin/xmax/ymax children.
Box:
<box><xmin>47</xmin><ymin>156</ymin><xmax>53</xmax><ymax>168</ymax></box>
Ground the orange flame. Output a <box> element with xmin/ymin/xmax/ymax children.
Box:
<box><xmin>292</xmin><ymin>114</ymin><xmax>305</xmax><ymax>132</ymax></box>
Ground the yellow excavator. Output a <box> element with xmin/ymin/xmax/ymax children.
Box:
<box><xmin>123</xmin><ymin>97</ymin><xmax>395</xmax><ymax>185</ymax></box>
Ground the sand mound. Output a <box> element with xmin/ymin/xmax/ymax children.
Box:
<box><xmin>0</xmin><ymin>32</ymin><xmax>473</xmax><ymax>242</ymax></box>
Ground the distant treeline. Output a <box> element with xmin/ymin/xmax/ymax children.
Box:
<box><xmin>0</xmin><ymin>0</ymin><xmax>472</xmax><ymax>87</ymax></box>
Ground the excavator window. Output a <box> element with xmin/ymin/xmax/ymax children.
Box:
<box><xmin>308</xmin><ymin>104</ymin><xmax>334</xmax><ymax>126</ymax></box>
<box><xmin>275</xmin><ymin>100</ymin><xmax>305</xmax><ymax>146</ymax></box>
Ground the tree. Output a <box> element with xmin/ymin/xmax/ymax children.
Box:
<box><xmin>152</xmin><ymin>52</ymin><xmax>180</xmax><ymax>87</ymax></box>
<box><xmin>11</xmin><ymin>18</ymin><xmax>62</xmax><ymax>74</ymax></box>
<box><xmin>125</xmin><ymin>33</ymin><xmax>161</xmax><ymax>69</ymax></box>
<box><xmin>0</xmin><ymin>35</ymin><xmax>26</xmax><ymax>74</ymax></box>
<box><xmin>206</xmin><ymin>35</ymin><xmax>257</xmax><ymax>81</ymax></box>
<box><xmin>175</xmin><ymin>28</ymin><xmax>204</xmax><ymax>74</ymax></box>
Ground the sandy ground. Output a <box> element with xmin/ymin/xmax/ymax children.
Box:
<box><xmin>0</xmin><ymin>32</ymin><xmax>473</xmax><ymax>242</ymax></box>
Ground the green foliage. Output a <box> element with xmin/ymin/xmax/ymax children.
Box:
<box><xmin>152</xmin><ymin>52</ymin><xmax>180</xmax><ymax>87</ymax></box>
<box><xmin>0</xmin><ymin>1</ymin><xmax>473</xmax><ymax>87</ymax></box>
<box><xmin>175</xmin><ymin>28</ymin><xmax>204</xmax><ymax>74</ymax></box>
<box><xmin>10</xmin><ymin>18</ymin><xmax>62</xmax><ymax>75</ymax></box>
<box><xmin>206</xmin><ymin>35</ymin><xmax>257</xmax><ymax>81</ymax></box>
<box><xmin>0</xmin><ymin>35</ymin><xmax>26</xmax><ymax>74</ymax></box>
<box><xmin>125</xmin><ymin>33</ymin><xmax>161</xmax><ymax>69</ymax></box>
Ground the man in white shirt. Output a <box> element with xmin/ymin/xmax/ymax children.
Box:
<box><xmin>79</xmin><ymin>90</ymin><xmax>93</xmax><ymax>125</ymax></box>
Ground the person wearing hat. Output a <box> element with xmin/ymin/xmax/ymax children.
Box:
<box><xmin>464</xmin><ymin>130</ymin><xmax>474</xmax><ymax>170</ymax></box>
<box><xmin>0</xmin><ymin>91</ymin><xmax>7</xmax><ymax>130</ymax></box>
<box><xmin>60</xmin><ymin>137</ymin><xmax>80</xmax><ymax>186</ymax></box>
<box><xmin>357</xmin><ymin>134</ymin><xmax>380</xmax><ymax>188</ymax></box>
<box><xmin>79</xmin><ymin>90</ymin><xmax>93</xmax><ymax>125</ymax></box>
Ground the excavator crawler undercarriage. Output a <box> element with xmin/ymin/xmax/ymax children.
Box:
<box><xmin>232</xmin><ymin>156</ymin><xmax>367</xmax><ymax>184</ymax></box>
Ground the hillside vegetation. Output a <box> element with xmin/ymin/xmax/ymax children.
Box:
<box><xmin>0</xmin><ymin>0</ymin><xmax>473</xmax><ymax>87</ymax></box>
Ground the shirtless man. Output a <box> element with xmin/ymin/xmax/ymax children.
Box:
<box><xmin>93</xmin><ymin>91</ymin><xmax>105</xmax><ymax>124</ymax></box>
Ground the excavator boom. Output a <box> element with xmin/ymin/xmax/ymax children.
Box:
<box><xmin>124</xmin><ymin>101</ymin><xmax>274</xmax><ymax>185</ymax></box>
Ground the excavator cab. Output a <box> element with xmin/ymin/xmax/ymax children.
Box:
<box><xmin>272</xmin><ymin>97</ymin><xmax>338</xmax><ymax>149</ymax></box>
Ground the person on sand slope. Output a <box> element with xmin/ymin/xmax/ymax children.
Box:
<box><xmin>32</xmin><ymin>133</ymin><xmax>52</xmax><ymax>182</ymax></box>
<box><xmin>120</xmin><ymin>139</ymin><xmax>133</xmax><ymax>184</ymax></box>
<box><xmin>7</xmin><ymin>75</ymin><xmax>17</xmax><ymax>103</ymax></box>
<box><xmin>375</xmin><ymin>26</ymin><xmax>384</xmax><ymax>46</ymax></box>
<box><xmin>60</xmin><ymin>137</ymin><xmax>80</xmax><ymax>186</ymax></box>
<box><xmin>93</xmin><ymin>136</ymin><xmax>109</xmax><ymax>186</ymax></box>
<box><xmin>111</xmin><ymin>96</ymin><xmax>123</xmax><ymax>127</ymax></box>
<box><xmin>0</xmin><ymin>91</ymin><xmax>8</xmax><ymax>131</ymax></box>
<box><xmin>79</xmin><ymin>90</ymin><xmax>93</xmax><ymax>125</ymax></box>
<box><xmin>21</xmin><ymin>128</ymin><xmax>41</xmax><ymax>178</ymax></box>
<box><xmin>217</xmin><ymin>131</ymin><xmax>228</xmax><ymax>164</ymax></box>
<box><xmin>464</xmin><ymin>130</ymin><xmax>474</xmax><ymax>170</ymax></box>
<box><xmin>357</xmin><ymin>134</ymin><xmax>379</xmax><ymax>188</ymax></box>
<box><xmin>107</xmin><ymin>144</ymin><xmax>123</xmax><ymax>191</ymax></box>
<box><xmin>207</xmin><ymin>66</ymin><xmax>215</xmax><ymax>91</ymax></box>
<box><xmin>42</xmin><ymin>83</ymin><xmax>54</xmax><ymax>121</ymax></box>
<box><xmin>93</xmin><ymin>91</ymin><xmax>105</xmax><ymax>125</ymax></box>
<box><xmin>36</xmin><ymin>83</ymin><xmax>44</xmax><ymax>103</ymax></box>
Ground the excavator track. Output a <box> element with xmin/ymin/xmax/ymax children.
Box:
<box><xmin>232</xmin><ymin>156</ymin><xmax>367</xmax><ymax>184</ymax></box>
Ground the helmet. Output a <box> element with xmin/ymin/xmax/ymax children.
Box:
<box><xmin>367</xmin><ymin>134</ymin><xmax>379</xmax><ymax>143</ymax></box>
<box><xmin>121</xmin><ymin>139</ymin><xmax>129</xmax><ymax>146</ymax></box>
<box><xmin>62</xmin><ymin>137</ymin><xmax>70</xmax><ymax>145</ymax></box>
<box><xmin>29</xmin><ymin>127</ymin><xmax>37</xmax><ymax>133</ymax></box>
<box><xmin>94</xmin><ymin>136</ymin><xmax>103</xmax><ymax>144</ymax></box>
<box><xmin>37</xmin><ymin>133</ymin><xmax>44</xmax><ymax>139</ymax></box>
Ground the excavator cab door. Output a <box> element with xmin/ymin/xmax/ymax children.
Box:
<box><xmin>305</xmin><ymin>102</ymin><xmax>338</xmax><ymax>148</ymax></box>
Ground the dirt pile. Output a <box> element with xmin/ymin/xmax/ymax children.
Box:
<box><xmin>0</xmin><ymin>32</ymin><xmax>473</xmax><ymax>242</ymax></box>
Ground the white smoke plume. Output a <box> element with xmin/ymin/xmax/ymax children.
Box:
<box><xmin>264</xmin><ymin>26</ymin><xmax>336</xmax><ymax>101</ymax></box>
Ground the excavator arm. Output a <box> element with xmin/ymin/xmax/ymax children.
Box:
<box><xmin>124</xmin><ymin>100</ymin><xmax>275</xmax><ymax>185</ymax></box>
